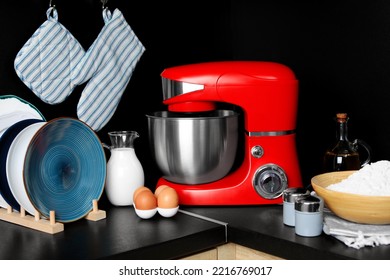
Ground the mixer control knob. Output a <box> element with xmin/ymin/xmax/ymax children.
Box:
<box><xmin>251</xmin><ymin>145</ymin><xmax>264</xmax><ymax>158</ymax></box>
<box><xmin>252</xmin><ymin>164</ymin><xmax>288</xmax><ymax>199</ymax></box>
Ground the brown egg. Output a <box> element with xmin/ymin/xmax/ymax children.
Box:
<box><xmin>133</xmin><ymin>186</ymin><xmax>151</xmax><ymax>202</ymax></box>
<box><xmin>134</xmin><ymin>190</ymin><xmax>157</xmax><ymax>210</ymax></box>
<box><xmin>154</xmin><ymin>184</ymin><xmax>170</xmax><ymax>198</ymax></box>
<box><xmin>157</xmin><ymin>187</ymin><xmax>179</xmax><ymax>208</ymax></box>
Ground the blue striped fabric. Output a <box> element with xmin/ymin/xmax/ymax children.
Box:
<box><xmin>74</xmin><ymin>8</ymin><xmax>145</xmax><ymax>131</ymax></box>
<box><xmin>14</xmin><ymin>7</ymin><xmax>85</xmax><ymax>104</ymax></box>
<box><xmin>14</xmin><ymin>7</ymin><xmax>144</xmax><ymax>131</ymax></box>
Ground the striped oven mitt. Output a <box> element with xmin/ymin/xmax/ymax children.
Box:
<box><xmin>14</xmin><ymin>7</ymin><xmax>85</xmax><ymax>104</ymax></box>
<box><xmin>72</xmin><ymin>8</ymin><xmax>145</xmax><ymax>131</ymax></box>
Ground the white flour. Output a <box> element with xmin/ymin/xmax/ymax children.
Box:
<box><xmin>327</xmin><ymin>160</ymin><xmax>390</xmax><ymax>196</ymax></box>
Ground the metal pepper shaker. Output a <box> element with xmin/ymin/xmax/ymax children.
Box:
<box><xmin>282</xmin><ymin>188</ymin><xmax>310</xmax><ymax>226</ymax></box>
<box><xmin>294</xmin><ymin>196</ymin><xmax>323</xmax><ymax>237</ymax></box>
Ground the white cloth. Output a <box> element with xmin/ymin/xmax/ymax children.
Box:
<box><xmin>323</xmin><ymin>211</ymin><xmax>390</xmax><ymax>249</ymax></box>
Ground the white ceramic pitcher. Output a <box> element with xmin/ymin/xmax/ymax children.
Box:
<box><xmin>103</xmin><ymin>131</ymin><xmax>144</xmax><ymax>206</ymax></box>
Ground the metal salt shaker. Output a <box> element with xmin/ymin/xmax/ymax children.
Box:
<box><xmin>282</xmin><ymin>188</ymin><xmax>310</xmax><ymax>226</ymax></box>
<box><xmin>294</xmin><ymin>196</ymin><xmax>323</xmax><ymax>237</ymax></box>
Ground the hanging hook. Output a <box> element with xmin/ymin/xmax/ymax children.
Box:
<box><xmin>48</xmin><ymin>0</ymin><xmax>56</xmax><ymax>17</ymax></box>
<box><xmin>101</xmin><ymin>0</ymin><xmax>109</xmax><ymax>9</ymax></box>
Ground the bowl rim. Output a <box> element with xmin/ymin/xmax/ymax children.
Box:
<box><xmin>311</xmin><ymin>170</ymin><xmax>390</xmax><ymax>199</ymax></box>
<box><xmin>145</xmin><ymin>109</ymin><xmax>240</xmax><ymax>120</ymax></box>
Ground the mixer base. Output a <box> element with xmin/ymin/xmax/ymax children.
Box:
<box><xmin>156</xmin><ymin>177</ymin><xmax>299</xmax><ymax>206</ymax></box>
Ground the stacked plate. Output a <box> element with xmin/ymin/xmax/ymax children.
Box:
<box><xmin>0</xmin><ymin>95</ymin><xmax>45</xmax><ymax>210</ymax></box>
<box><xmin>0</xmin><ymin>95</ymin><xmax>106</xmax><ymax>223</ymax></box>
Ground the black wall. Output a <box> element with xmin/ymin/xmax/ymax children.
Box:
<box><xmin>1</xmin><ymin>0</ymin><xmax>389</xmax><ymax>191</ymax></box>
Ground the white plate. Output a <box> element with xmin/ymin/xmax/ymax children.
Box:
<box><xmin>6</xmin><ymin>122</ymin><xmax>46</xmax><ymax>215</ymax></box>
<box><xmin>0</xmin><ymin>95</ymin><xmax>44</xmax><ymax>138</ymax></box>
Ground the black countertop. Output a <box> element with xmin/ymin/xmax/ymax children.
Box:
<box><xmin>0</xmin><ymin>206</ymin><xmax>226</xmax><ymax>260</ymax></box>
<box><xmin>182</xmin><ymin>205</ymin><xmax>390</xmax><ymax>260</ymax></box>
<box><xmin>1</xmin><ymin>204</ymin><xmax>390</xmax><ymax>259</ymax></box>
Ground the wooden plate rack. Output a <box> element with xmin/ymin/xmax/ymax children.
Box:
<box><xmin>0</xmin><ymin>199</ymin><xmax>106</xmax><ymax>234</ymax></box>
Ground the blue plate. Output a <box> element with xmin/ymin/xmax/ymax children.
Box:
<box><xmin>23</xmin><ymin>118</ymin><xmax>106</xmax><ymax>223</ymax></box>
<box><xmin>0</xmin><ymin>119</ymin><xmax>45</xmax><ymax>211</ymax></box>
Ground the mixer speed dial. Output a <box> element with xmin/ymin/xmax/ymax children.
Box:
<box><xmin>253</xmin><ymin>164</ymin><xmax>288</xmax><ymax>199</ymax></box>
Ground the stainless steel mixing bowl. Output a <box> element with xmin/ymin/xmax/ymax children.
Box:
<box><xmin>146</xmin><ymin>110</ymin><xmax>239</xmax><ymax>184</ymax></box>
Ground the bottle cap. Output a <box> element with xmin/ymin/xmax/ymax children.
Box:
<box><xmin>336</xmin><ymin>113</ymin><xmax>348</xmax><ymax>122</ymax></box>
<box><xmin>336</xmin><ymin>113</ymin><xmax>347</xmax><ymax>118</ymax></box>
<box><xmin>282</xmin><ymin>188</ymin><xmax>310</xmax><ymax>203</ymax></box>
<box><xmin>295</xmin><ymin>196</ymin><xmax>322</xmax><ymax>212</ymax></box>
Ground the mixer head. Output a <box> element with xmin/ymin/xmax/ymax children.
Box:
<box><xmin>161</xmin><ymin>76</ymin><xmax>216</xmax><ymax>112</ymax></box>
<box><xmin>160</xmin><ymin>61</ymin><xmax>299</xmax><ymax>133</ymax></box>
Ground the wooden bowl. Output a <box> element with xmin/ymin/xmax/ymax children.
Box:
<box><xmin>311</xmin><ymin>171</ymin><xmax>390</xmax><ymax>224</ymax></box>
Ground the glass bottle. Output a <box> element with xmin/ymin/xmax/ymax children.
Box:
<box><xmin>322</xmin><ymin>113</ymin><xmax>370</xmax><ymax>172</ymax></box>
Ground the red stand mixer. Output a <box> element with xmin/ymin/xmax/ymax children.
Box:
<box><xmin>147</xmin><ymin>61</ymin><xmax>303</xmax><ymax>205</ymax></box>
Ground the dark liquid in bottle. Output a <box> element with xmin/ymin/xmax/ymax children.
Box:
<box><xmin>323</xmin><ymin>151</ymin><xmax>360</xmax><ymax>172</ymax></box>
